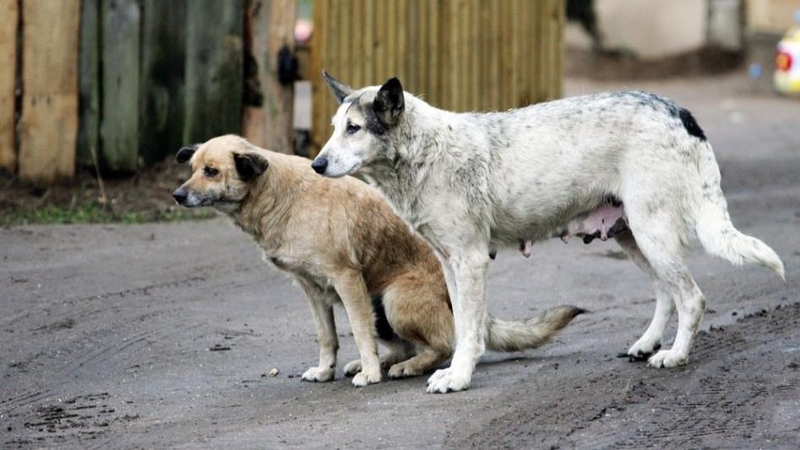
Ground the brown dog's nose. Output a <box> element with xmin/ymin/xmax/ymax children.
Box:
<box><xmin>173</xmin><ymin>188</ymin><xmax>188</xmax><ymax>205</ymax></box>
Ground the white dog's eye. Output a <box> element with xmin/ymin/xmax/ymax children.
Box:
<box><xmin>203</xmin><ymin>166</ymin><xmax>219</xmax><ymax>178</ymax></box>
<box><xmin>346</xmin><ymin>123</ymin><xmax>361</xmax><ymax>135</ymax></box>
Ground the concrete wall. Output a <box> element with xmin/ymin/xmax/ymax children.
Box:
<box><xmin>748</xmin><ymin>0</ymin><xmax>800</xmax><ymax>33</ymax></box>
<box><xmin>565</xmin><ymin>0</ymin><xmax>752</xmax><ymax>59</ymax></box>
<box><xmin>595</xmin><ymin>0</ymin><xmax>708</xmax><ymax>58</ymax></box>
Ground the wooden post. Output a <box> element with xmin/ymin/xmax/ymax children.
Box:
<box><xmin>309</xmin><ymin>0</ymin><xmax>328</xmax><ymax>159</ymax></box>
<box><xmin>18</xmin><ymin>0</ymin><xmax>81</xmax><ymax>182</ymax></box>
<box><xmin>100</xmin><ymin>0</ymin><xmax>141</xmax><ymax>173</ymax></box>
<box><xmin>242</xmin><ymin>0</ymin><xmax>296</xmax><ymax>154</ymax></box>
<box><xmin>0</xmin><ymin>0</ymin><xmax>17</xmax><ymax>173</ymax></box>
<box><xmin>78</xmin><ymin>0</ymin><xmax>100</xmax><ymax>168</ymax></box>
<box><xmin>184</xmin><ymin>0</ymin><xmax>244</xmax><ymax>145</ymax></box>
<box><xmin>141</xmin><ymin>0</ymin><xmax>187</xmax><ymax>164</ymax></box>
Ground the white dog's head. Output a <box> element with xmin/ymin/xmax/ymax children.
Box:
<box><xmin>311</xmin><ymin>71</ymin><xmax>405</xmax><ymax>178</ymax></box>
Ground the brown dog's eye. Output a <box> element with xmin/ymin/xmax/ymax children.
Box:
<box><xmin>203</xmin><ymin>166</ymin><xmax>219</xmax><ymax>178</ymax></box>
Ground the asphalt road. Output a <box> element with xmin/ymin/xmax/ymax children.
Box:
<box><xmin>2</xmin><ymin>74</ymin><xmax>799</xmax><ymax>449</ymax></box>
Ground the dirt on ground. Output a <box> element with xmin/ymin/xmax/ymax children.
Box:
<box><xmin>0</xmin><ymin>155</ymin><xmax>211</xmax><ymax>225</ymax></box>
<box><xmin>2</xmin><ymin>67</ymin><xmax>799</xmax><ymax>448</ymax></box>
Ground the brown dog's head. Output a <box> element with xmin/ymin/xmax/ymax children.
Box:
<box><xmin>172</xmin><ymin>135</ymin><xmax>268</xmax><ymax>213</ymax></box>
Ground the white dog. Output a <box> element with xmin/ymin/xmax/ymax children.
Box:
<box><xmin>312</xmin><ymin>72</ymin><xmax>785</xmax><ymax>393</ymax></box>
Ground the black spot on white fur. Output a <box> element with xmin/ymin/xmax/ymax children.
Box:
<box><xmin>678</xmin><ymin>108</ymin><xmax>707</xmax><ymax>141</ymax></box>
<box><xmin>620</xmin><ymin>91</ymin><xmax>707</xmax><ymax>141</ymax></box>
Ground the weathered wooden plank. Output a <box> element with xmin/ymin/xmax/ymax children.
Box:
<box><xmin>413</xmin><ymin>0</ymin><xmax>426</xmax><ymax>93</ymax></box>
<box><xmin>242</xmin><ymin>0</ymin><xmax>296</xmax><ymax>154</ymax></box>
<box><xmin>100</xmin><ymin>0</ymin><xmax>140</xmax><ymax>173</ymax></box>
<box><xmin>361</xmin><ymin>0</ymin><xmax>375</xmax><ymax>86</ymax></box>
<box><xmin>350</xmin><ymin>0</ymin><xmax>364</xmax><ymax>88</ymax></box>
<box><xmin>396</xmin><ymin>0</ymin><xmax>407</xmax><ymax>82</ymax></box>
<box><xmin>447</xmin><ymin>0</ymin><xmax>459</xmax><ymax>110</ymax></box>
<box><xmin>141</xmin><ymin>0</ymin><xmax>187</xmax><ymax>163</ymax></box>
<box><xmin>552</xmin><ymin>0</ymin><xmax>565</xmax><ymax>100</ymax></box>
<box><xmin>499</xmin><ymin>0</ymin><xmax>512</xmax><ymax>109</ymax></box>
<box><xmin>0</xmin><ymin>0</ymin><xmax>18</xmax><ymax>173</ymax></box>
<box><xmin>427</xmin><ymin>0</ymin><xmax>450</xmax><ymax>107</ymax></box>
<box><xmin>384</xmin><ymin>0</ymin><xmax>396</xmax><ymax>80</ymax></box>
<box><xmin>184</xmin><ymin>0</ymin><xmax>244</xmax><ymax>145</ymax></box>
<box><xmin>468</xmin><ymin>0</ymin><xmax>479</xmax><ymax>110</ymax></box>
<box><xmin>340</xmin><ymin>0</ymin><xmax>353</xmax><ymax>82</ymax></box>
<box><xmin>519</xmin><ymin>0</ymin><xmax>547</xmax><ymax>106</ymax></box>
<box><xmin>479</xmin><ymin>0</ymin><xmax>495</xmax><ymax>110</ymax></box>
<box><xmin>310</xmin><ymin>0</ymin><xmax>330</xmax><ymax>158</ymax></box>
<box><xmin>18</xmin><ymin>0</ymin><xmax>81</xmax><ymax>181</ymax></box>
<box><xmin>77</xmin><ymin>0</ymin><xmax>99</xmax><ymax>168</ymax></box>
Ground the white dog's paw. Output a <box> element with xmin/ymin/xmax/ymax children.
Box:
<box><xmin>426</xmin><ymin>368</ymin><xmax>471</xmax><ymax>393</ymax></box>
<box><xmin>647</xmin><ymin>350</ymin><xmax>688</xmax><ymax>368</ymax></box>
<box><xmin>343</xmin><ymin>359</ymin><xmax>362</xmax><ymax>377</ymax></box>
<box><xmin>388</xmin><ymin>361</ymin><xmax>423</xmax><ymax>379</ymax></box>
<box><xmin>351</xmin><ymin>369</ymin><xmax>382</xmax><ymax>387</ymax></box>
<box><xmin>621</xmin><ymin>339</ymin><xmax>662</xmax><ymax>361</ymax></box>
<box><xmin>301</xmin><ymin>366</ymin><xmax>335</xmax><ymax>382</ymax></box>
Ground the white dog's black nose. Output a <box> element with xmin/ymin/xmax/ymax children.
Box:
<box><xmin>311</xmin><ymin>156</ymin><xmax>328</xmax><ymax>174</ymax></box>
<box><xmin>173</xmin><ymin>188</ymin><xmax>188</xmax><ymax>205</ymax></box>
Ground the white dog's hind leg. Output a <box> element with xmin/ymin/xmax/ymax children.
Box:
<box><xmin>647</xmin><ymin>272</ymin><xmax>704</xmax><ymax>368</ymax></box>
<box><xmin>623</xmin><ymin>202</ymin><xmax>704</xmax><ymax>368</ymax></box>
<box><xmin>427</xmin><ymin>250</ymin><xmax>489</xmax><ymax>393</ymax></box>
<box><xmin>615</xmin><ymin>232</ymin><xmax>675</xmax><ymax>359</ymax></box>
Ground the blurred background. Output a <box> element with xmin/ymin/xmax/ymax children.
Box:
<box><xmin>0</xmin><ymin>0</ymin><xmax>797</xmax><ymax>224</ymax></box>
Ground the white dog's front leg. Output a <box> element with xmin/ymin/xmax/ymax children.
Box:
<box><xmin>427</xmin><ymin>250</ymin><xmax>488</xmax><ymax>393</ymax></box>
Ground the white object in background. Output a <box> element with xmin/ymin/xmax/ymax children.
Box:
<box><xmin>774</xmin><ymin>10</ymin><xmax>800</xmax><ymax>95</ymax></box>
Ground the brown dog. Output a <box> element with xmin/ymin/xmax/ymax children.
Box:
<box><xmin>173</xmin><ymin>135</ymin><xmax>582</xmax><ymax>387</ymax></box>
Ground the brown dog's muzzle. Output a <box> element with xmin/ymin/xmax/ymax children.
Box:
<box><xmin>173</xmin><ymin>187</ymin><xmax>188</xmax><ymax>206</ymax></box>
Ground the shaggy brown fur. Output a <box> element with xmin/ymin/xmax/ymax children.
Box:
<box><xmin>173</xmin><ymin>135</ymin><xmax>583</xmax><ymax>386</ymax></box>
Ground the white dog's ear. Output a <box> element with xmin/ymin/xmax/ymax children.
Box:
<box><xmin>322</xmin><ymin>70</ymin><xmax>353</xmax><ymax>104</ymax></box>
<box><xmin>176</xmin><ymin>144</ymin><xmax>198</xmax><ymax>163</ymax></box>
<box><xmin>233</xmin><ymin>152</ymin><xmax>269</xmax><ymax>181</ymax></box>
<box><xmin>374</xmin><ymin>77</ymin><xmax>404</xmax><ymax>125</ymax></box>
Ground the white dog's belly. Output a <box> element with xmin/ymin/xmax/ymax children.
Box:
<box><xmin>554</xmin><ymin>199</ymin><xmax>628</xmax><ymax>244</ymax></box>
<box><xmin>491</xmin><ymin>197</ymin><xmax>629</xmax><ymax>258</ymax></box>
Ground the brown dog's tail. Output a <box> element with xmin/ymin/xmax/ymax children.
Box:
<box><xmin>484</xmin><ymin>306</ymin><xmax>585</xmax><ymax>352</ymax></box>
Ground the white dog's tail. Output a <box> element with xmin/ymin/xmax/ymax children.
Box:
<box><xmin>693</xmin><ymin>143</ymin><xmax>785</xmax><ymax>279</ymax></box>
<box><xmin>485</xmin><ymin>306</ymin><xmax>585</xmax><ymax>352</ymax></box>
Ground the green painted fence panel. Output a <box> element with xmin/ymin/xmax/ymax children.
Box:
<box><xmin>141</xmin><ymin>0</ymin><xmax>187</xmax><ymax>164</ymax></box>
<box><xmin>100</xmin><ymin>0</ymin><xmax>141</xmax><ymax>173</ymax></box>
<box><xmin>78</xmin><ymin>0</ymin><xmax>99</xmax><ymax>168</ymax></box>
<box><xmin>184</xmin><ymin>0</ymin><xmax>244</xmax><ymax>144</ymax></box>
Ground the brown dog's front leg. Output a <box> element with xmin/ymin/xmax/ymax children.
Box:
<box><xmin>296</xmin><ymin>277</ymin><xmax>339</xmax><ymax>382</ymax></box>
<box><xmin>332</xmin><ymin>269</ymin><xmax>383</xmax><ymax>387</ymax></box>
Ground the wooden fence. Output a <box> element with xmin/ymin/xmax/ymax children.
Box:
<box><xmin>0</xmin><ymin>0</ymin><xmax>563</xmax><ymax>182</ymax></box>
<box><xmin>0</xmin><ymin>0</ymin><xmax>294</xmax><ymax>183</ymax></box>
<box><xmin>309</xmin><ymin>0</ymin><xmax>565</xmax><ymax>157</ymax></box>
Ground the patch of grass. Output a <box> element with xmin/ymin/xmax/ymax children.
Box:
<box><xmin>0</xmin><ymin>202</ymin><xmax>216</xmax><ymax>226</ymax></box>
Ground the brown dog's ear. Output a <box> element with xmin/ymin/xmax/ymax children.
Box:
<box><xmin>322</xmin><ymin>70</ymin><xmax>354</xmax><ymax>104</ymax></box>
<box><xmin>233</xmin><ymin>153</ymin><xmax>269</xmax><ymax>181</ymax></box>
<box><xmin>373</xmin><ymin>77</ymin><xmax>404</xmax><ymax>125</ymax></box>
<box><xmin>176</xmin><ymin>145</ymin><xmax>198</xmax><ymax>163</ymax></box>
